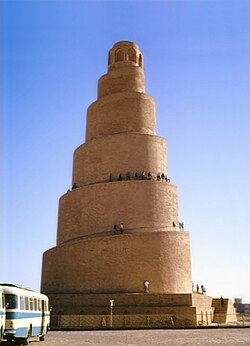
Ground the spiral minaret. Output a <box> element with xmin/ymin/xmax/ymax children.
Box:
<box><xmin>41</xmin><ymin>42</ymin><xmax>219</xmax><ymax>327</ymax></box>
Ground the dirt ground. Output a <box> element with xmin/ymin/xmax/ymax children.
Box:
<box><xmin>3</xmin><ymin>328</ymin><xmax>250</xmax><ymax>346</ymax></box>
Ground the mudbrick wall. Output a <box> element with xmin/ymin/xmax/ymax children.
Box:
<box><xmin>41</xmin><ymin>41</ymin><xmax>192</xmax><ymax>298</ymax></box>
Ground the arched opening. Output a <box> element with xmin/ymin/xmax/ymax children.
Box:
<box><xmin>206</xmin><ymin>311</ymin><xmax>208</xmax><ymax>325</ymax></box>
<box><xmin>57</xmin><ymin>311</ymin><xmax>63</xmax><ymax>327</ymax></box>
<box><xmin>128</xmin><ymin>48</ymin><xmax>137</xmax><ymax>62</ymax></box>
<box><xmin>200</xmin><ymin>310</ymin><xmax>204</xmax><ymax>325</ymax></box>
<box><xmin>145</xmin><ymin>310</ymin><xmax>151</xmax><ymax>326</ymax></box>
<box><xmin>139</xmin><ymin>53</ymin><xmax>143</xmax><ymax>67</ymax></box>
<box><xmin>123</xmin><ymin>311</ymin><xmax>129</xmax><ymax>326</ymax></box>
<box><xmin>115</xmin><ymin>49</ymin><xmax>125</xmax><ymax>62</ymax></box>
<box><xmin>79</xmin><ymin>310</ymin><xmax>85</xmax><ymax>327</ymax></box>
<box><xmin>168</xmin><ymin>311</ymin><xmax>176</xmax><ymax>327</ymax></box>
<box><xmin>100</xmin><ymin>310</ymin><xmax>108</xmax><ymax>327</ymax></box>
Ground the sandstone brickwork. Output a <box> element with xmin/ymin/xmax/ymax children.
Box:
<box><xmin>73</xmin><ymin>134</ymin><xmax>166</xmax><ymax>186</ymax></box>
<box><xmin>41</xmin><ymin>41</ymin><xmax>236</xmax><ymax>327</ymax></box>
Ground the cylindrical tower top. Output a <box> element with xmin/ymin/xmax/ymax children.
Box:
<box><xmin>97</xmin><ymin>41</ymin><xmax>145</xmax><ymax>99</ymax></box>
<box><xmin>86</xmin><ymin>41</ymin><xmax>154</xmax><ymax>141</ymax></box>
<box><xmin>108</xmin><ymin>41</ymin><xmax>143</xmax><ymax>70</ymax></box>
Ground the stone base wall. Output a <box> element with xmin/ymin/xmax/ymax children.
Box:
<box><xmin>212</xmin><ymin>298</ymin><xmax>237</xmax><ymax>323</ymax></box>
<box><xmin>51</xmin><ymin>312</ymin><xmax>198</xmax><ymax>329</ymax></box>
<box><xmin>48</xmin><ymin>293</ymin><xmax>215</xmax><ymax>328</ymax></box>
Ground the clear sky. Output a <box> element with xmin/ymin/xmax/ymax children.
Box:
<box><xmin>1</xmin><ymin>0</ymin><xmax>250</xmax><ymax>303</ymax></box>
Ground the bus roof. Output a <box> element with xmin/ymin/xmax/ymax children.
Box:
<box><xmin>0</xmin><ymin>283</ymin><xmax>48</xmax><ymax>300</ymax></box>
<box><xmin>0</xmin><ymin>283</ymin><xmax>34</xmax><ymax>292</ymax></box>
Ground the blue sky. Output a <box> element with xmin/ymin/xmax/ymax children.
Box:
<box><xmin>1</xmin><ymin>0</ymin><xmax>250</xmax><ymax>302</ymax></box>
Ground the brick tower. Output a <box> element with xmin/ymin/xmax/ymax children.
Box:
<box><xmin>41</xmin><ymin>42</ymin><xmax>230</xmax><ymax>327</ymax></box>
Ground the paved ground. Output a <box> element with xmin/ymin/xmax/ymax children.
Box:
<box><xmin>3</xmin><ymin>329</ymin><xmax>250</xmax><ymax>345</ymax></box>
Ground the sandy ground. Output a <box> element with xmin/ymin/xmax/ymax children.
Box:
<box><xmin>3</xmin><ymin>329</ymin><xmax>250</xmax><ymax>346</ymax></box>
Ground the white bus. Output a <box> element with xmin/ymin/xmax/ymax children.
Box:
<box><xmin>0</xmin><ymin>287</ymin><xmax>5</xmax><ymax>343</ymax></box>
<box><xmin>1</xmin><ymin>283</ymin><xmax>50</xmax><ymax>345</ymax></box>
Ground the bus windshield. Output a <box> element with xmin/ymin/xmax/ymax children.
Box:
<box><xmin>5</xmin><ymin>294</ymin><xmax>18</xmax><ymax>309</ymax></box>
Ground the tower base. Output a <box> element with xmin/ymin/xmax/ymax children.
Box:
<box><xmin>48</xmin><ymin>292</ymin><xmax>236</xmax><ymax>329</ymax></box>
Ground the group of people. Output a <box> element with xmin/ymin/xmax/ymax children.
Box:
<box><xmin>109</xmin><ymin>171</ymin><xmax>170</xmax><ymax>182</ymax></box>
<box><xmin>69</xmin><ymin>171</ymin><xmax>170</xmax><ymax>190</ymax></box>
<box><xmin>179</xmin><ymin>222</ymin><xmax>184</xmax><ymax>231</ymax></box>
<box><xmin>172</xmin><ymin>222</ymin><xmax>185</xmax><ymax>231</ymax></box>
<box><xmin>113</xmin><ymin>222</ymin><xmax>185</xmax><ymax>236</ymax></box>
<box><xmin>193</xmin><ymin>283</ymin><xmax>207</xmax><ymax>295</ymax></box>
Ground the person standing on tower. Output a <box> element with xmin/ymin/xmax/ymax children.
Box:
<box><xmin>120</xmin><ymin>223</ymin><xmax>124</xmax><ymax>234</ymax></box>
<box><xmin>144</xmin><ymin>280</ymin><xmax>150</xmax><ymax>293</ymax></box>
<box><xmin>201</xmin><ymin>285</ymin><xmax>206</xmax><ymax>295</ymax></box>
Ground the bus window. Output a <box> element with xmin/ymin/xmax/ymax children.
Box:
<box><xmin>42</xmin><ymin>300</ymin><xmax>45</xmax><ymax>311</ymax></box>
<box><xmin>38</xmin><ymin>299</ymin><xmax>42</xmax><ymax>311</ymax></box>
<box><xmin>34</xmin><ymin>298</ymin><xmax>38</xmax><ymax>311</ymax></box>
<box><xmin>5</xmin><ymin>294</ymin><xmax>18</xmax><ymax>309</ymax></box>
<box><xmin>25</xmin><ymin>297</ymin><xmax>29</xmax><ymax>310</ymax></box>
<box><xmin>29</xmin><ymin>297</ymin><xmax>34</xmax><ymax>311</ymax></box>
<box><xmin>20</xmin><ymin>296</ymin><xmax>25</xmax><ymax>310</ymax></box>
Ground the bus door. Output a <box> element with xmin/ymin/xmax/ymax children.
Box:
<box><xmin>0</xmin><ymin>290</ymin><xmax>5</xmax><ymax>342</ymax></box>
<box><xmin>41</xmin><ymin>300</ymin><xmax>45</xmax><ymax>334</ymax></box>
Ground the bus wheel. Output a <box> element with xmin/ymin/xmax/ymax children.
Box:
<box><xmin>39</xmin><ymin>335</ymin><xmax>45</xmax><ymax>341</ymax></box>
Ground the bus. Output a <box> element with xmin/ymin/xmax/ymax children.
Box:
<box><xmin>0</xmin><ymin>283</ymin><xmax>50</xmax><ymax>345</ymax></box>
<box><xmin>0</xmin><ymin>287</ymin><xmax>5</xmax><ymax>344</ymax></box>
